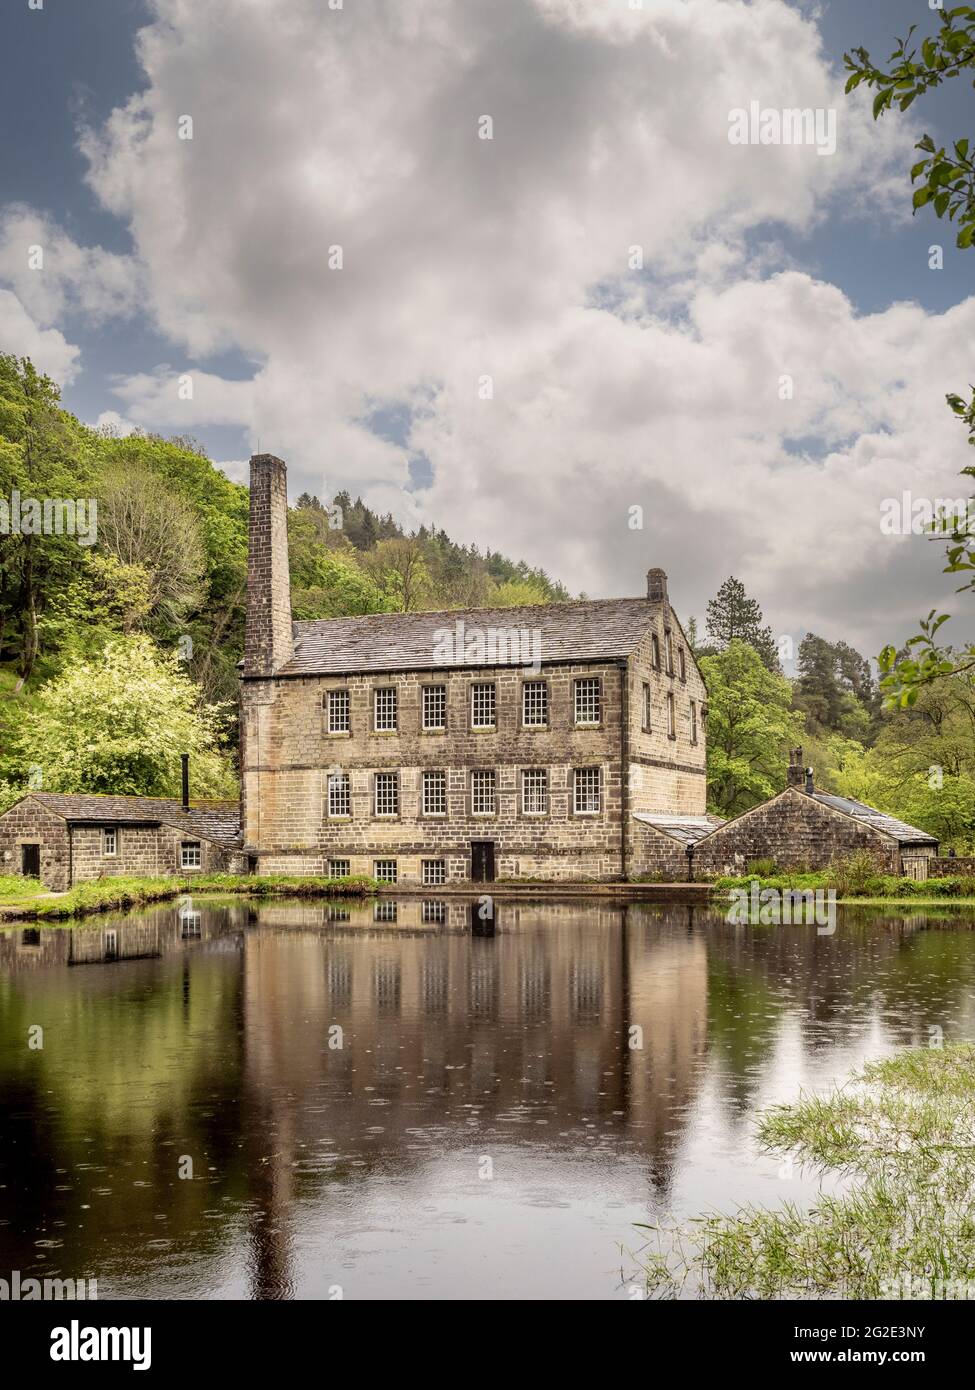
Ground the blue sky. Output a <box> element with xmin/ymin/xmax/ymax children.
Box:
<box><xmin>1</xmin><ymin>0</ymin><xmax>973</xmax><ymax>654</ymax></box>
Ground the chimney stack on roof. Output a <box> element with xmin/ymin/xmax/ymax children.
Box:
<box><xmin>244</xmin><ymin>453</ymin><xmax>294</xmax><ymax>677</ymax></box>
<box><xmin>646</xmin><ymin>568</ymin><xmax>668</xmax><ymax>603</ymax></box>
<box><xmin>805</xmin><ymin>766</ymin><xmax>814</xmax><ymax>795</ymax></box>
<box><xmin>787</xmin><ymin>747</ymin><xmax>805</xmax><ymax>788</ymax></box>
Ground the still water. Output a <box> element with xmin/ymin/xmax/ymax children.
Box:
<box><xmin>2</xmin><ymin>896</ymin><xmax>975</xmax><ymax>1300</ymax></box>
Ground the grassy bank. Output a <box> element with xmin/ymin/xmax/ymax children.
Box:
<box><xmin>0</xmin><ymin>873</ymin><xmax>48</xmax><ymax>903</ymax></box>
<box><xmin>641</xmin><ymin>1043</ymin><xmax>975</xmax><ymax>1300</ymax></box>
<box><xmin>7</xmin><ymin>872</ymin><xmax>378</xmax><ymax>922</ymax></box>
<box><xmin>712</xmin><ymin>870</ymin><xmax>975</xmax><ymax>906</ymax></box>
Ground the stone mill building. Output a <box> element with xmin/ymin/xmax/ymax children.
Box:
<box><xmin>241</xmin><ymin>454</ymin><xmax>710</xmax><ymax>885</ymax></box>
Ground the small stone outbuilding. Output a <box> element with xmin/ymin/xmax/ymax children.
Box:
<box><xmin>687</xmin><ymin>751</ymin><xmax>939</xmax><ymax>880</ymax></box>
<box><xmin>0</xmin><ymin>793</ymin><xmax>243</xmax><ymax>892</ymax></box>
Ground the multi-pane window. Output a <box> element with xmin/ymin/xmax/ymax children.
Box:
<box><xmin>327</xmin><ymin>688</ymin><xmax>350</xmax><ymax>733</ymax></box>
<box><xmin>374</xmin><ymin>772</ymin><xmax>399</xmax><ymax>817</ymax></box>
<box><xmin>471</xmin><ymin>682</ymin><xmax>496</xmax><ymax>729</ymax></box>
<box><xmin>678</xmin><ymin>646</ymin><xmax>686</xmax><ymax>682</ymax></box>
<box><xmin>374</xmin><ymin>859</ymin><xmax>398</xmax><ymax>883</ymax></box>
<box><xmin>374</xmin><ymin>686</ymin><xmax>397</xmax><ymax>731</ymax></box>
<box><xmin>642</xmin><ymin>682</ymin><xmax>652</xmax><ymax>732</ymax></box>
<box><xmin>423</xmin><ymin>684</ymin><xmax>447</xmax><ymax>730</ymax></box>
<box><xmin>422</xmin><ymin>859</ymin><xmax>447</xmax><ymax>885</ymax></box>
<box><xmin>651</xmin><ymin>634</ymin><xmax>661</xmax><ymax>670</ymax></box>
<box><xmin>691</xmin><ymin>699</ymin><xmax>698</xmax><ymax>744</ymax></box>
<box><xmin>422</xmin><ymin>770</ymin><xmax>447</xmax><ymax>815</ymax></box>
<box><xmin>574</xmin><ymin>677</ymin><xmax>601</xmax><ymax>725</ymax></box>
<box><xmin>573</xmin><ymin>767</ymin><xmax>601</xmax><ymax>814</ymax></box>
<box><xmin>522</xmin><ymin>768</ymin><xmax>548</xmax><ymax>815</ymax></box>
<box><xmin>103</xmin><ymin>827</ymin><xmax>117</xmax><ymax>857</ymax></box>
<box><xmin>522</xmin><ymin>680</ymin><xmax>548</xmax><ymax>727</ymax></box>
<box><xmin>327</xmin><ymin>772</ymin><xmax>351</xmax><ymax>817</ymax></box>
<box><xmin>181</xmin><ymin>841</ymin><xmax>202</xmax><ymax>869</ymax></box>
<box><xmin>329</xmin><ymin>859</ymin><xmax>351</xmax><ymax>878</ymax></box>
<box><xmin>665</xmin><ymin>631</ymin><xmax>674</xmax><ymax>676</ymax></box>
<box><xmin>667</xmin><ymin>692</ymin><xmax>676</xmax><ymax>738</ymax></box>
<box><xmin>422</xmin><ymin>900</ymin><xmax>447</xmax><ymax>925</ymax></box>
<box><xmin>374</xmin><ymin>901</ymin><xmax>398</xmax><ymax>923</ymax></box>
<box><xmin>471</xmin><ymin>769</ymin><xmax>497</xmax><ymax>814</ymax></box>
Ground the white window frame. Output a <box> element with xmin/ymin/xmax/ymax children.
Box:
<box><xmin>102</xmin><ymin>827</ymin><xmax>118</xmax><ymax>858</ymax></box>
<box><xmin>374</xmin><ymin>859</ymin><xmax>398</xmax><ymax>884</ymax></box>
<box><xmin>422</xmin><ymin>769</ymin><xmax>447</xmax><ymax>816</ymax></box>
<box><xmin>471</xmin><ymin>682</ymin><xmax>496</xmax><ymax>729</ymax></box>
<box><xmin>374</xmin><ymin>772</ymin><xmax>399</xmax><ymax>817</ymax></box>
<box><xmin>574</xmin><ymin>677</ymin><xmax>601</xmax><ymax>726</ymax></box>
<box><xmin>327</xmin><ymin>772</ymin><xmax>351</xmax><ymax>818</ymax></box>
<box><xmin>573</xmin><ymin>767</ymin><xmax>601</xmax><ymax>815</ymax></box>
<box><xmin>522</xmin><ymin>680</ymin><xmax>548</xmax><ymax>727</ymax></box>
<box><xmin>422</xmin><ymin>684</ymin><xmax>447</xmax><ymax>731</ymax></box>
<box><xmin>471</xmin><ymin>769</ymin><xmax>497</xmax><ymax>815</ymax></box>
<box><xmin>421</xmin><ymin>859</ymin><xmax>447</xmax><ymax>885</ymax></box>
<box><xmin>522</xmin><ymin>768</ymin><xmax>548</xmax><ymax>815</ymax></box>
<box><xmin>327</xmin><ymin>688</ymin><xmax>350</xmax><ymax>733</ymax></box>
<box><xmin>374</xmin><ymin>686</ymin><xmax>398</xmax><ymax>731</ymax></box>
<box><xmin>329</xmin><ymin>859</ymin><xmax>351</xmax><ymax>879</ymax></box>
<box><xmin>181</xmin><ymin>841</ymin><xmax>202</xmax><ymax>869</ymax></box>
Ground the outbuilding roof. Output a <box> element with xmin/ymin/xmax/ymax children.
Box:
<box><xmin>632</xmin><ymin>812</ymin><xmax>726</xmax><ymax>846</ymax></box>
<box><xmin>273</xmin><ymin>596</ymin><xmax>667</xmax><ymax>677</ymax></box>
<box><xmin>23</xmin><ymin>793</ymin><xmax>241</xmax><ymax>848</ymax></box>
<box><xmin>809</xmin><ymin>792</ymin><xmax>938</xmax><ymax>847</ymax></box>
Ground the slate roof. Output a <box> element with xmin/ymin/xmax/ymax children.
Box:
<box><xmin>633</xmin><ymin>812</ymin><xmax>726</xmax><ymax>846</ymax></box>
<box><xmin>810</xmin><ymin>792</ymin><xmax>938</xmax><ymax>847</ymax></box>
<box><xmin>273</xmin><ymin>597</ymin><xmax>664</xmax><ymax>677</ymax></box>
<box><xmin>25</xmin><ymin>793</ymin><xmax>241</xmax><ymax>848</ymax></box>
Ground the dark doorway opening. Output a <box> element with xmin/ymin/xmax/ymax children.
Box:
<box><xmin>470</xmin><ymin>840</ymin><xmax>495</xmax><ymax>883</ymax></box>
<box><xmin>21</xmin><ymin>844</ymin><xmax>41</xmax><ymax>880</ymax></box>
<box><xmin>247</xmin><ymin>855</ymin><xmax>258</xmax><ymax>875</ymax></box>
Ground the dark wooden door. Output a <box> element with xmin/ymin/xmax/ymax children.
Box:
<box><xmin>470</xmin><ymin>840</ymin><xmax>495</xmax><ymax>883</ymax></box>
<box><xmin>22</xmin><ymin>844</ymin><xmax>41</xmax><ymax>879</ymax></box>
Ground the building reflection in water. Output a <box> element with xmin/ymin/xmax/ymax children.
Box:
<box><xmin>2</xmin><ymin>895</ymin><xmax>974</xmax><ymax>1298</ymax></box>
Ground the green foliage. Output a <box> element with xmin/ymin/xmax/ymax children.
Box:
<box><xmin>0</xmin><ymin>353</ymin><xmax>570</xmax><ymax>807</ymax></box>
<box><xmin>6</xmin><ymin>635</ymin><xmax>236</xmax><ymax>799</ymax></box>
<box><xmin>0</xmin><ymin>873</ymin><xmax>47</xmax><ymax>903</ymax></box>
<box><xmin>700</xmin><ymin>640</ymin><xmax>804</xmax><ymax>815</ymax></box>
<box><xmin>704</xmin><ymin>576</ymin><xmax>779</xmax><ymax>672</ymax></box>
<box><xmin>827</xmin><ymin>675</ymin><xmax>975</xmax><ymax>848</ymax></box>
<box><xmin>844</xmin><ymin>13</ymin><xmax>975</xmax><ymax>700</ymax></box>
<box><xmin>845</xmin><ymin>7</ymin><xmax>975</xmax><ymax>249</ymax></box>
<box><xmin>642</xmin><ymin>1044</ymin><xmax>975</xmax><ymax>1299</ymax></box>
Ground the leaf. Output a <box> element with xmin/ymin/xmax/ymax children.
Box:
<box><xmin>958</xmin><ymin>222</ymin><xmax>975</xmax><ymax>249</ymax></box>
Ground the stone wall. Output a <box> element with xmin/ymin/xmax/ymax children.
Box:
<box><xmin>69</xmin><ymin>823</ymin><xmax>233</xmax><ymax>883</ymax></box>
<box><xmin>628</xmin><ymin>825</ymin><xmax>692</xmax><ymax>880</ymax></box>
<box><xmin>692</xmin><ymin>788</ymin><xmax>902</xmax><ymax>876</ymax></box>
<box><xmin>0</xmin><ymin>797</ymin><xmax>71</xmax><ymax>891</ymax></box>
<box><xmin>241</xmin><ymin>661</ymin><xmax>629</xmax><ymax>882</ymax></box>
<box><xmin>625</xmin><ymin>617</ymin><xmax>708</xmax><ymax>819</ymax></box>
<box><xmin>930</xmin><ymin>856</ymin><xmax>975</xmax><ymax>877</ymax></box>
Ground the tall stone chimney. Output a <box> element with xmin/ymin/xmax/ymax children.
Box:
<box><xmin>787</xmin><ymin>747</ymin><xmax>805</xmax><ymax>787</ymax></box>
<box><xmin>646</xmin><ymin>568</ymin><xmax>668</xmax><ymax>603</ymax></box>
<box><xmin>244</xmin><ymin>454</ymin><xmax>294</xmax><ymax>676</ymax></box>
